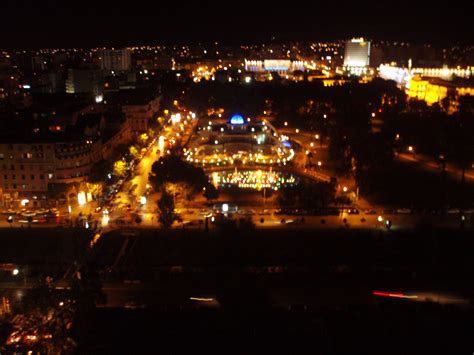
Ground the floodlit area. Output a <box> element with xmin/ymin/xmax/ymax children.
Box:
<box><xmin>211</xmin><ymin>170</ymin><xmax>299</xmax><ymax>191</ymax></box>
<box><xmin>185</xmin><ymin>114</ymin><xmax>294</xmax><ymax>167</ymax></box>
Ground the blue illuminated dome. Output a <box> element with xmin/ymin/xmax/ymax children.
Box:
<box><xmin>230</xmin><ymin>114</ymin><xmax>245</xmax><ymax>125</ymax></box>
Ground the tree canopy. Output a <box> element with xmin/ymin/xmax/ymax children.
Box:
<box><xmin>149</xmin><ymin>154</ymin><xmax>207</xmax><ymax>192</ymax></box>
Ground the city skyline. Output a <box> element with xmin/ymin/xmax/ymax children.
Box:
<box><xmin>1</xmin><ymin>3</ymin><xmax>474</xmax><ymax>353</ymax></box>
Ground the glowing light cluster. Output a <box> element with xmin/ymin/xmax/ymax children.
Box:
<box><xmin>212</xmin><ymin>170</ymin><xmax>298</xmax><ymax>191</ymax></box>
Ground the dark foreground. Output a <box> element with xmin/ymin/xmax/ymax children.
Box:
<box><xmin>1</xmin><ymin>227</ymin><xmax>474</xmax><ymax>354</ymax></box>
<box><xmin>80</xmin><ymin>303</ymin><xmax>474</xmax><ymax>355</ymax></box>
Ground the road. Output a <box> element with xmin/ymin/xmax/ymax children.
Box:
<box><xmin>106</xmin><ymin>112</ymin><xmax>198</xmax><ymax>224</ymax></box>
<box><xmin>398</xmin><ymin>152</ymin><xmax>474</xmax><ymax>182</ymax></box>
<box><xmin>1</xmin><ymin>281</ymin><xmax>472</xmax><ymax>310</ymax></box>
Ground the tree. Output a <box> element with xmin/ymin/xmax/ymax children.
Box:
<box><xmin>149</xmin><ymin>154</ymin><xmax>207</xmax><ymax>192</ymax></box>
<box><xmin>448</xmin><ymin>120</ymin><xmax>473</xmax><ymax>188</ymax></box>
<box><xmin>157</xmin><ymin>187</ymin><xmax>176</xmax><ymax>228</ymax></box>
<box><xmin>129</xmin><ymin>145</ymin><xmax>140</xmax><ymax>160</ymax></box>
<box><xmin>113</xmin><ymin>160</ymin><xmax>127</xmax><ymax>178</ymax></box>
<box><xmin>138</xmin><ymin>133</ymin><xmax>149</xmax><ymax>147</ymax></box>
<box><xmin>87</xmin><ymin>160</ymin><xmax>113</xmax><ymax>183</ymax></box>
<box><xmin>86</xmin><ymin>182</ymin><xmax>103</xmax><ymax>199</ymax></box>
<box><xmin>203</xmin><ymin>184</ymin><xmax>219</xmax><ymax>203</ymax></box>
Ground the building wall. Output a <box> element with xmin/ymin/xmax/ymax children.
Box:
<box><xmin>123</xmin><ymin>95</ymin><xmax>161</xmax><ymax>133</ymax></box>
<box><xmin>101</xmin><ymin>121</ymin><xmax>132</xmax><ymax>160</ymax></box>
<box><xmin>0</xmin><ymin>143</ymin><xmax>55</xmax><ymax>193</ymax></box>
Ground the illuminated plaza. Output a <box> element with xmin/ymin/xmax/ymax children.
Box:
<box><xmin>185</xmin><ymin>114</ymin><xmax>295</xmax><ymax>167</ymax></box>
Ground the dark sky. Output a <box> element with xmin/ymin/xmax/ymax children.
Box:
<box><xmin>0</xmin><ymin>0</ymin><xmax>472</xmax><ymax>48</ymax></box>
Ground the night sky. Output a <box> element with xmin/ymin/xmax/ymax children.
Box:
<box><xmin>1</xmin><ymin>0</ymin><xmax>472</xmax><ymax>48</ymax></box>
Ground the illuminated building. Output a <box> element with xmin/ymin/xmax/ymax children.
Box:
<box><xmin>98</xmin><ymin>48</ymin><xmax>132</xmax><ymax>73</ymax></box>
<box><xmin>406</xmin><ymin>76</ymin><xmax>474</xmax><ymax>112</ymax></box>
<box><xmin>407</xmin><ymin>77</ymin><xmax>447</xmax><ymax>104</ymax></box>
<box><xmin>245</xmin><ymin>59</ymin><xmax>305</xmax><ymax>74</ymax></box>
<box><xmin>344</xmin><ymin>38</ymin><xmax>371</xmax><ymax>68</ymax></box>
<box><xmin>379</xmin><ymin>64</ymin><xmax>472</xmax><ymax>85</ymax></box>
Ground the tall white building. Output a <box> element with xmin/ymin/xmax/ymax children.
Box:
<box><xmin>99</xmin><ymin>49</ymin><xmax>132</xmax><ymax>72</ymax></box>
<box><xmin>344</xmin><ymin>38</ymin><xmax>371</xmax><ymax>67</ymax></box>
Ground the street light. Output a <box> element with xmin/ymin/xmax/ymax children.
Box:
<box><xmin>12</xmin><ymin>268</ymin><xmax>19</xmax><ymax>276</ymax></box>
<box><xmin>377</xmin><ymin>215</ymin><xmax>383</xmax><ymax>222</ymax></box>
<box><xmin>343</xmin><ymin>186</ymin><xmax>348</xmax><ymax>192</ymax></box>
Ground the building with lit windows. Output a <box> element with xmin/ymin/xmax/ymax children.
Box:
<box><xmin>0</xmin><ymin>112</ymin><xmax>131</xmax><ymax>208</ymax></box>
<box><xmin>0</xmin><ymin>134</ymin><xmax>101</xmax><ymax>207</ymax></box>
<box><xmin>98</xmin><ymin>48</ymin><xmax>132</xmax><ymax>73</ymax></box>
<box><xmin>342</xmin><ymin>38</ymin><xmax>371</xmax><ymax>76</ymax></box>
<box><xmin>344</xmin><ymin>38</ymin><xmax>371</xmax><ymax>67</ymax></box>
<box><xmin>245</xmin><ymin>59</ymin><xmax>305</xmax><ymax>74</ymax></box>
<box><xmin>379</xmin><ymin>64</ymin><xmax>472</xmax><ymax>85</ymax></box>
